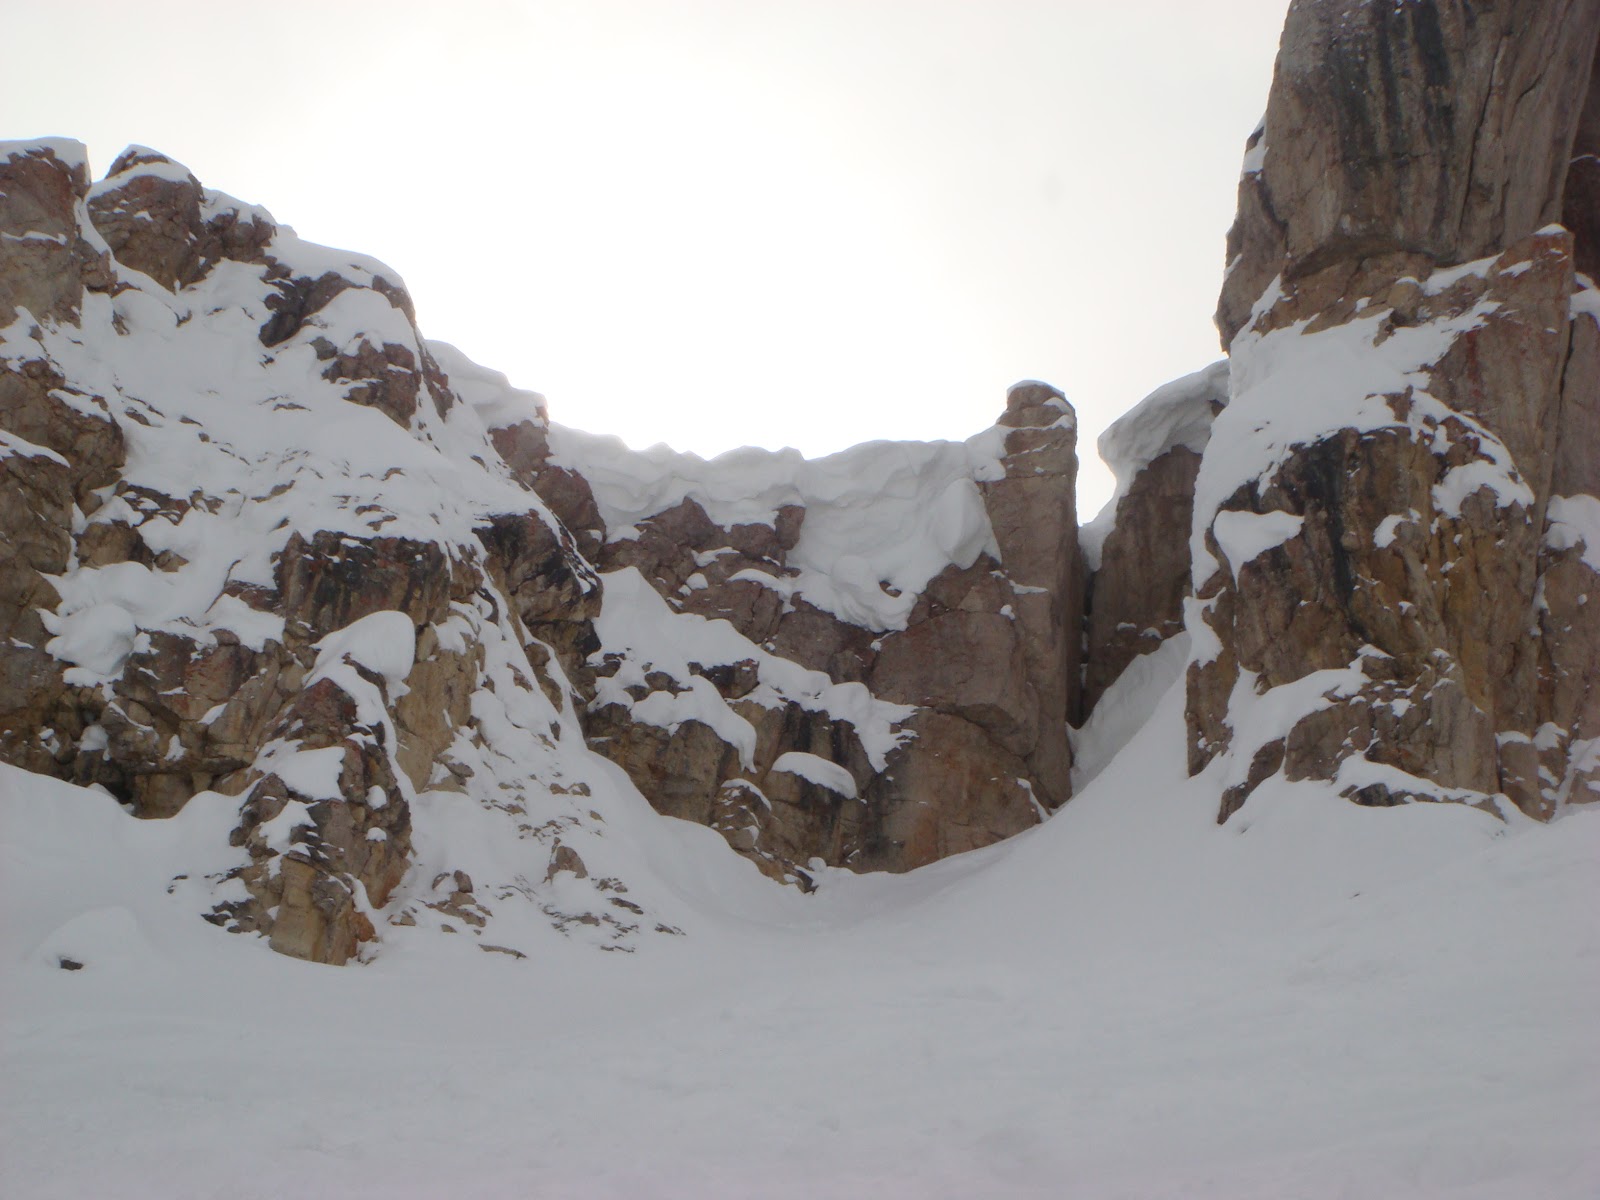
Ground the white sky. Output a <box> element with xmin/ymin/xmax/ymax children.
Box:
<box><xmin>5</xmin><ymin>0</ymin><xmax>1289</xmax><ymax>518</ymax></box>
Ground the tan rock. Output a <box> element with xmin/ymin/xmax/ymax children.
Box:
<box><xmin>1195</xmin><ymin>0</ymin><xmax>1600</xmax><ymax>821</ymax></box>
<box><xmin>1217</xmin><ymin>1</ymin><xmax>1600</xmax><ymax>345</ymax></box>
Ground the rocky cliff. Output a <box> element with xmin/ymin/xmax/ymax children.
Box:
<box><xmin>3</xmin><ymin>0</ymin><xmax>1596</xmax><ymax>966</ymax></box>
<box><xmin>0</xmin><ymin>139</ymin><xmax>1093</xmax><ymax>960</ymax></box>
<box><xmin>1190</xmin><ymin>0</ymin><xmax>1600</xmax><ymax>820</ymax></box>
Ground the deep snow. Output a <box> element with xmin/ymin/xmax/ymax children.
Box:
<box><xmin>4</xmin><ymin>675</ymin><xmax>1597</xmax><ymax>1200</ymax></box>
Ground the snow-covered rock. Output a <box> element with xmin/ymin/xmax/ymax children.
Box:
<box><xmin>1190</xmin><ymin>2</ymin><xmax>1600</xmax><ymax>821</ymax></box>
<box><xmin>0</xmin><ymin>139</ymin><xmax>672</xmax><ymax>963</ymax></box>
<box><xmin>565</xmin><ymin>379</ymin><xmax>1084</xmax><ymax>880</ymax></box>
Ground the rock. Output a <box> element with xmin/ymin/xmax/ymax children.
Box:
<box><xmin>86</xmin><ymin>148</ymin><xmax>209</xmax><ymax>291</ymax></box>
<box><xmin>0</xmin><ymin>442</ymin><xmax>75</xmax><ymax>775</ymax></box>
<box><xmin>861</xmin><ymin>710</ymin><xmax>1037</xmax><ymax>870</ymax></box>
<box><xmin>1564</xmin><ymin>38</ymin><xmax>1600</xmax><ymax>281</ymax></box>
<box><xmin>0</xmin><ymin>141</ymin><xmax>113</xmax><ymax>326</ymax></box>
<box><xmin>766</xmin><ymin>598</ymin><xmax>878</xmax><ymax>684</ymax></box>
<box><xmin>1082</xmin><ymin>361</ymin><xmax>1227</xmax><ymax>714</ymax></box>
<box><xmin>0</xmin><ymin>140</ymin><xmax>641</xmax><ymax>965</ymax></box>
<box><xmin>976</xmin><ymin>380</ymin><xmax>1081</xmax><ymax>802</ymax></box>
<box><xmin>1083</xmin><ymin>446</ymin><xmax>1200</xmax><ymax>712</ymax></box>
<box><xmin>871</xmin><ymin>604</ymin><xmax>1036</xmax><ymax>757</ymax></box>
<box><xmin>477</xmin><ymin>508</ymin><xmax>602</xmax><ymax>696</ymax></box>
<box><xmin>1192</xmin><ymin>3</ymin><xmax>1600</xmax><ymax>821</ymax></box>
<box><xmin>1217</xmin><ymin>1</ymin><xmax>1600</xmax><ymax>345</ymax></box>
<box><xmin>581</xmin><ymin>382</ymin><xmax>1079</xmax><ymax>878</ymax></box>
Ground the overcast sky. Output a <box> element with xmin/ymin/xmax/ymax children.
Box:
<box><xmin>6</xmin><ymin>0</ymin><xmax>1290</xmax><ymax>517</ymax></box>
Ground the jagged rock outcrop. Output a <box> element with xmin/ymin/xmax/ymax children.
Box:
<box><xmin>1191</xmin><ymin>0</ymin><xmax>1600</xmax><ymax>820</ymax></box>
<box><xmin>0</xmin><ymin>140</ymin><xmax>667</xmax><ymax>964</ymax></box>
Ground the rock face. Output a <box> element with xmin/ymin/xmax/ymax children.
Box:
<box><xmin>556</xmin><ymin>381</ymin><xmax>1083</xmax><ymax>882</ymax></box>
<box><xmin>1217</xmin><ymin>1</ymin><xmax>1600</xmax><ymax>346</ymax></box>
<box><xmin>10</xmin><ymin>1</ymin><xmax>1591</xmax><ymax>966</ymax></box>
<box><xmin>0</xmin><ymin>140</ymin><xmax>672</xmax><ymax>964</ymax></box>
<box><xmin>1192</xmin><ymin>1</ymin><xmax>1600</xmax><ymax>820</ymax></box>
<box><xmin>0</xmin><ymin>138</ymin><xmax>1087</xmax><ymax>960</ymax></box>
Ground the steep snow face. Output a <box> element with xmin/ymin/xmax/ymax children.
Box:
<box><xmin>551</xmin><ymin>424</ymin><xmax>1009</xmax><ymax>631</ymax></box>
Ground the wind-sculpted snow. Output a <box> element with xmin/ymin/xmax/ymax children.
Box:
<box><xmin>1080</xmin><ymin>358</ymin><xmax>1226</xmax><ymax>572</ymax></box>
<box><xmin>552</xmin><ymin>423</ymin><xmax>1009</xmax><ymax>632</ymax></box>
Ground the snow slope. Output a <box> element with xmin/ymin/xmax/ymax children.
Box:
<box><xmin>5</xmin><ymin>679</ymin><xmax>1596</xmax><ymax>1199</ymax></box>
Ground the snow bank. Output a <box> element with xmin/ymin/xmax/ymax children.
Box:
<box><xmin>5</xmin><ymin>686</ymin><xmax>1597</xmax><ymax>1199</ymax></box>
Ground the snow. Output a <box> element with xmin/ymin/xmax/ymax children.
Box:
<box><xmin>1546</xmin><ymin>494</ymin><xmax>1600</xmax><ymax>573</ymax></box>
<box><xmin>0</xmin><ymin>136</ymin><xmax>88</xmax><ymax>172</ymax></box>
<box><xmin>1194</xmin><ymin>254</ymin><xmax>1530</xmax><ymax>587</ymax></box>
<box><xmin>1070</xmin><ymin>631</ymin><xmax>1190</xmax><ymax>788</ymax></box>
<box><xmin>1239</xmin><ymin>120</ymin><xmax>1267</xmax><ymax>176</ymax></box>
<box><xmin>312</xmin><ymin>611</ymin><xmax>416</xmax><ymax>689</ymax></box>
<box><xmin>1211</xmin><ymin>508</ymin><xmax>1304</xmax><ymax>581</ymax></box>
<box><xmin>2</xmin><ymin>137</ymin><xmax>1596</xmax><ymax>1200</ymax></box>
<box><xmin>85</xmin><ymin>152</ymin><xmax>197</xmax><ymax>201</ymax></box>
<box><xmin>4</xmin><ymin>682</ymin><xmax>1597</xmax><ymax>1199</ymax></box>
<box><xmin>1374</xmin><ymin>509</ymin><xmax>1420</xmax><ymax>549</ymax></box>
<box><xmin>550</xmin><ymin>424</ymin><xmax>1005</xmax><ymax>631</ymax></box>
<box><xmin>0</xmin><ymin>425</ymin><xmax>70</xmax><ymax>465</ymax></box>
<box><xmin>770</xmin><ymin>751</ymin><xmax>858</xmax><ymax>798</ymax></box>
<box><xmin>427</xmin><ymin>339</ymin><xmax>546</xmax><ymax>430</ymax></box>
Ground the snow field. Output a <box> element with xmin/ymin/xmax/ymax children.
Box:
<box><xmin>4</xmin><ymin>679</ymin><xmax>1596</xmax><ymax>1199</ymax></box>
